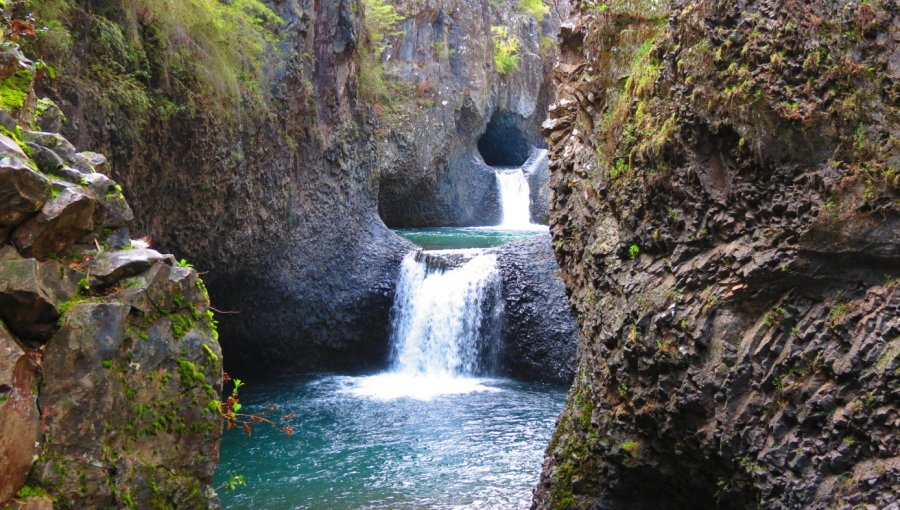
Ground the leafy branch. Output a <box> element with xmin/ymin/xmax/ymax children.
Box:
<box><xmin>211</xmin><ymin>374</ymin><xmax>296</xmax><ymax>437</ymax></box>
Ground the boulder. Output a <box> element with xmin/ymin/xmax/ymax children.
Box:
<box><xmin>0</xmin><ymin>258</ymin><xmax>81</xmax><ymax>342</ymax></box>
<box><xmin>0</xmin><ymin>320</ymin><xmax>40</xmax><ymax>504</ymax></box>
<box><xmin>89</xmin><ymin>248</ymin><xmax>169</xmax><ymax>285</ymax></box>
<box><xmin>24</xmin><ymin>142</ymin><xmax>64</xmax><ymax>174</ymax></box>
<box><xmin>0</xmin><ymin>155</ymin><xmax>50</xmax><ymax>231</ymax></box>
<box><xmin>36</xmin><ymin>296</ymin><xmax>222</xmax><ymax>508</ymax></box>
<box><xmin>78</xmin><ymin>152</ymin><xmax>110</xmax><ymax>176</ymax></box>
<box><xmin>107</xmin><ymin>262</ymin><xmax>198</xmax><ymax>317</ymax></box>
<box><xmin>0</xmin><ymin>132</ymin><xmax>29</xmax><ymax>159</ymax></box>
<box><xmin>19</xmin><ymin>131</ymin><xmax>92</xmax><ymax>174</ymax></box>
<box><xmin>36</xmin><ymin>98</ymin><xmax>66</xmax><ymax>133</ymax></box>
<box><xmin>12</xmin><ymin>186</ymin><xmax>96</xmax><ymax>259</ymax></box>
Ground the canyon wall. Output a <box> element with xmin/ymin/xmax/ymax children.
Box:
<box><xmin>0</xmin><ymin>46</ymin><xmax>222</xmax><ymax>508</ymax></box>
<box><xmin>535</xmin><ymin>1</ymin><xmax>898</xmax><ymax>509</ymax></box>
<box><xmin>32</xmin><ymin>0</ymin><xmax>569</xmax><ymax>374</ymax></box>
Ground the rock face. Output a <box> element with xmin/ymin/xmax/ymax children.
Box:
<box><xmin>0</xmin><ymin>45</ymin><xmax>222</xmax><ymax>509</ymax></box>
<box><xmin>34</xmin><ymin>0</ymin><xmax>569</xmax><ymax>374</ymax></box>
<box><xmin>535</xmin><ymin>1</ymin><xmax>898</xmax><ymax>509</ymax></box>
<box><xmin>496</xmin><ymin>235</ymin><xmax>577</xmax><ymax>384</ymax></box>
<box><xmin>375</xmin><ymin>2</ymin><xmax>564</xmax><ymax>228</ymax></box>
<box><xmin>0</xmin><ymin>320</ymin><xmax>39</xmax><ymax>505</ymax></box>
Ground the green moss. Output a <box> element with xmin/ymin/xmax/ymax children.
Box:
<box><xmin>177</xmin><ymin>358</ymin><xmax>205</xmax><ymax>385</ymax></box>
<box><xmin>16</xmin><ymin>484</ymin><xmax>50</xmax><ymax>498</ymax></box>
<box><xmin>621</xmin><ymin>439</ymin><xmax>641</xmax><ymax>456</ymax></box>
<box><xmin>169</xmin><ymin>313</ymin><xmax>196</xmax><ymax>339</ymax></box>
<box><xmin>0</xmin><ymin>69</ymin><xmax>35</xmax><ymax>111</ymax></box>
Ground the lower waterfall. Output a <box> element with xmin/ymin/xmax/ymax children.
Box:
<box><xmin>350</xmin><ymin>249</ymin><xmax>503</xmax><ymax>400</ymax></box>
<box><xmin>390</xmin><ymin>250</ymin><xmax>501</xmax><ymax>376</ymax></box>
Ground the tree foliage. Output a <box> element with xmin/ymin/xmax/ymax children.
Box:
<box><xmin>491</xmin><ymin>26</ymin><xmax>519</xmax><ymax>75</ymax></box>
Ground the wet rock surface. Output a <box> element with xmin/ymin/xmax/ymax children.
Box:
<box><xmin>496</xmin><ymin>235</ymin><xmax>577</xmax><ymax>384</ymax></box>
<box><xmin>535</xmin><ymin>1</ymin><xmax>899</xmax><ymax>509</ymax></box>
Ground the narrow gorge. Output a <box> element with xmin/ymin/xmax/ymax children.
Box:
<box><xmin>1</xmin><ymin>0</ymin><xmax>896</xmax><ymax>509</ymax></box>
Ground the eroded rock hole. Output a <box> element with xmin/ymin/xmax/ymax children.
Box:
<box><xmin>478</xmin><ymin>111</ymin><xmax>531</xmax><ymax>167</ymax></box>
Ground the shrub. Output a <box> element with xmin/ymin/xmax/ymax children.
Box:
<box><xmin>519</xmin><ymin>0</ymin><xmax>550</xmax><ymax>22</ymax></box>
<box><xmin>491</xmin><ymin>26</ymin><xmax>519</xmax><ymax>75</ymax></box>
<box><xmin>358</xmin><ymin>0</ymin><xmax>403</xmax><ymax>103</ymax></box>
<box><xmin>361</xmin><ymin>0</ymin><xmax>403</xmax><ymax>56</ymax></box>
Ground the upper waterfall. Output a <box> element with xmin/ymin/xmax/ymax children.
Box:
<box><xmin>492</xmin><ymin>148</ymin><xmax>549</xmax><ymax>231</ymax></box>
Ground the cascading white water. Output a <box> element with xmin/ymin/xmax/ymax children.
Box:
<box><xmin>495</xmin><ymin>169</ymin><xmax>534</xmax><ymax>229</ymax></box>
<box><xmin>351</xmin><ymin>249</ymin><xmax>503</xmax><ymax>400</ymax></box>
<box><xmin>492</xmin><ymin>148</ymin><xmax>549</xmax><ymax>231</ymax></box>
<box><xmin>390</xmin><ymin>250</ymin><xmax>500</xmax><ymax>376</ymax></box>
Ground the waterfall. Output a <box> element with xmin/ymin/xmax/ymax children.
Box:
<box><xmin>351</xmin><ymin>249</ymin><xmax>503</xmax><ymax>400</ymax></box>
<box><xmin>493</xmin><ymin>148</ymin><xmax>549</xmax><ymax>230</ymax></box>
<box><xmin>495</xmin><ymin>169</ymin><xmax>534</xmax><ymax>229</ymax></box>
<box><xmin>391</xmin><ymin>250</ymin><xmax>501</xmax><ymax>376</ymax></box>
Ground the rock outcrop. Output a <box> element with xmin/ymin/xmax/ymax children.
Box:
<box><xmin>0</xmin><ymin>45</ymin><xmax>222</xmax><ymax>509</ymax></box>
<box><xmin>497</xmin><ymin>235</ymin><xmax>577</xmax><ymax>384</ymax></box>
<box><xmin>375</xmin><ymin>1</ymin><xmax>565</xmax><ymax>228</ymax></box>
<box><xmin>536</xmin><ymin>1</ymin><xmax>898</xmax><ymax>509</ymax></box>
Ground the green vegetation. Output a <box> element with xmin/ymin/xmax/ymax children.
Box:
<box><xmin>620</xmin><ymin>439</ymin><xmax>640</xmax><ymax>456</ymax></box>
<box><xmin>358</xmin><ymin>0</ymin><xmax>404</xmax><ymax>107</ymax></box>
<box><xmin>27</xmin><ymin>0</ymin><xmax>282</xmax><ymax>103</ymax></box>
<box><xmin>628</xmin><ymin>244</ymin><xmax>640</xmax><ymax>259</ymax></box>
<box><xmin>4</xmin><ymin>0</ymin><xmax>283</xmax><ymax>156</ymax></box>
<box><xmin>539</xmin><ymin>35</ymin><xmax>556</xmax><ymax>55</ymax></box>
<box><xmin>0</xmin><ymin>69</ymin><xmax>35</xmax><ymax>112</ymax></box>
<box><xmin>16</xmin><ymin>485</ymin><xmax>50</xmax><ymax>498</ymax></box>
<box><xmin>491</xmin><ymin>26</ymin><xmax>519</xmax><ymax>75</ymax></box>
<box><xmin>361</xmin><ymin>0</ymin><xmax>403</xmax><ymax>56</ymax></box>
<box><xmin>518</xmin><ymin>0</ymin><xmax>549</xmax><ymax>22</ymax></box>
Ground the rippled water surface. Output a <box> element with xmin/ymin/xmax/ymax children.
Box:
<box><xmin>215</xmin><ymin>374</ymin><xmax>566</xmax><ymax>510</ymax></box>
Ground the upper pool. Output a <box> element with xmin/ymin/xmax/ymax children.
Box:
<box><xmin>394</xmin><ymin>226</ymin><xmax>548</xmax><ymax>250</ymax></box>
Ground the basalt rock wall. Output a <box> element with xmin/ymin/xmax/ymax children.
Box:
<box><xmin>374</xmin><ymin>0</ymin><xmax>568</xmax><ymax>228</ymax></box>
<box><xmin>0</xmin><ymin>46</ymin><xmax>222</xmax><ymax>508</ymax></box>
<box><xmin>535</xmin><ymin>1</ymin><xmax>898</xmax><ymax>509</ymax></box>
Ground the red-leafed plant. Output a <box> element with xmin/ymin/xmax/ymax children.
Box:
<box><xmin>213</xmin><ymin>373</ymin><xmax>296</xmax><ymax>437</ymax></box>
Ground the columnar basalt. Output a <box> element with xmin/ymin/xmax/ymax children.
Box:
<box><xmin>535</xmin><ymin>1</ymin><xmax>898</xmax><ymax>509</ymax></box>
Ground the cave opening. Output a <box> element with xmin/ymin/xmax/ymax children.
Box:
<box><xmin>477</xmin><ymin>111</ymin><xmax>532</xmax><ymax>167</ymax></box>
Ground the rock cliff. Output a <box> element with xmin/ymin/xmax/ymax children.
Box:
<box><xmin>374</xmin><ymin>0</ymin><xmax>564</xmax><ymax>227</ymax></box>
<box><xmin>536</xmin><ymin>1</ymin><xmax>898</xmax><ymax>509</ymax></box>
<box><xmin>0</xmin><ymin>45</ymin><xmax>222</xmax><ymax>509</ymax></box>
<box><xmin>29</xmin><ymin>0</ymin><xmax>569</xmax><ymax>374</ymax></box>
